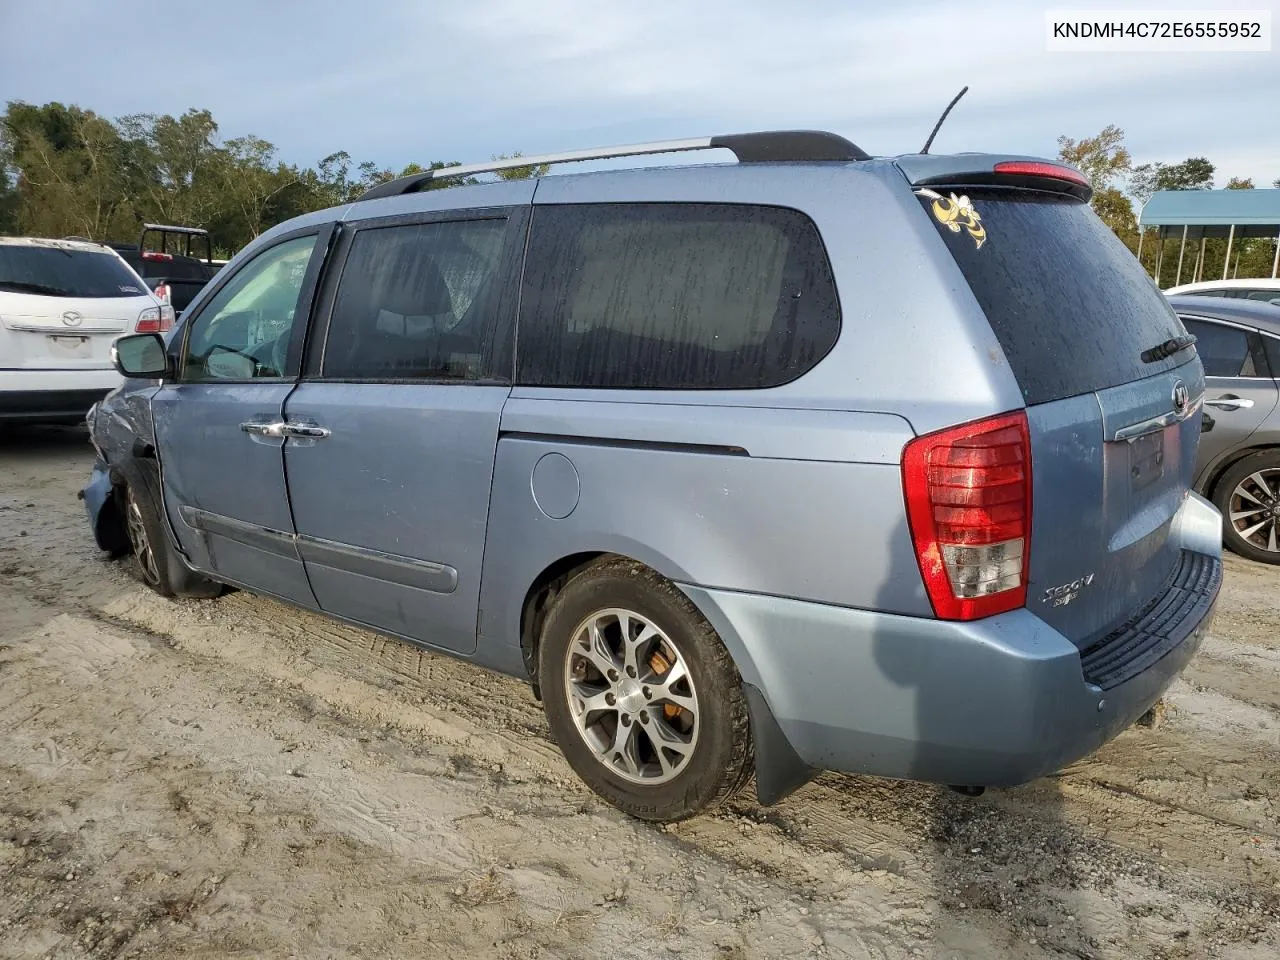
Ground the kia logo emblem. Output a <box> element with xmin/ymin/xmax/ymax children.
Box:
<box><xmin>61</xmin><ymin>311</ymin><xmax>83</xmax><ymax>327</ymax></box>
<box><xmin>1172</xmin><ymin>380</ymin><xmax>1189</xmax><ymax>416</ymax></box>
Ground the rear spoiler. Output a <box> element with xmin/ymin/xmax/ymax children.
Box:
<box><xmin>894</xmin><ymin>154</ymin><xmax>1093</xmax><ymax>202</ymax></box>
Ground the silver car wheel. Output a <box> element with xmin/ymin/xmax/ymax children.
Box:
<box><xmin>563</xmin><ymin>607</ymin><xmax>700</xmax><ymax>785</ymax></box>
<box><xmin>124</xmin><ymin>487</ymin><xmax>161</xmax><ymax>586</ymax></box>
<box><xmin>1229</xmin><ymin>468</ymin><xmax>1280</xmax><ymax>554</ymax></box>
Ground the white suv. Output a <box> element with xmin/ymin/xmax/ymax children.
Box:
<box><xmin>1</xmin><ymin>237</ymin><xmax>173</xmax><ymax>424</ymax></box>
<box><xmin>1164</xmin><ymin>277</ymin><xmax>1280</xmax><ymax>305</ymax></box>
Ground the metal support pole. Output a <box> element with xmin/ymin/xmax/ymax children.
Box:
<box><xmin>1195</xmin><ymin>237</ymin><xmax>1206</xmax><ymax>282</ymax></box>
<box><xmin>1136</xmin><ymin>227</ymin><xmax>1145</xmax><ymax>270</ymax></box>
<box><xmin>1175</xmin><ymin>225</ymin><xmax>1188</xmax><ymax>285</ymax></box>
<box><xmin>1222</xmin><ymin>225</ymin><xmax>1235</xmax><ymax>280</ymax></box>
<box><xmin>1273</xmin><ymin>227</ymin><xmax>1279</xmax><ymax>278</ymax></box>
<box><xmin>1155</xmin><ymin>232</ymin><xmax>1165</xmax><ymax>286</ymax></box>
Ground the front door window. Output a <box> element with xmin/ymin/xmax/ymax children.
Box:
<box><xmin>182</xmin><ymin>235</ymin><xmax>317</xmax><ymax>381</ymax></box>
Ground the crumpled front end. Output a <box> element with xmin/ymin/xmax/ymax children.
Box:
<box><xmin>78</xmin><ymin>389</ymin><xmax>154</xmax><ymax>557</ymax></box>
<box><xmin>80</xmin><ymin>456</ymin><xmax>127</xmax><ymax>554</ymax></box>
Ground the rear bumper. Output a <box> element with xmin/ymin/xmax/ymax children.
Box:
<box><xmin>0</xmin><ymin>369</ymin><xmax>120</xmax><ymax>423</ymax></box>
<box><xmin>682</xmin><ymin>493</ymin><xmax>1223</xmax><ymax>794</ymax></box>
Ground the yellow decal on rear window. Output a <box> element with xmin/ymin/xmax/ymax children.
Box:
<box><xmin>917</xmin><ymin>189</ymin><xmax>986</xmax><ymax>250</ymax></box>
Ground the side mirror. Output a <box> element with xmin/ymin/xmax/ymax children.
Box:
<box><xmin>111</xmin><ymin>333</ymin><xmax>172</xmax><ymax>379</ymax></box>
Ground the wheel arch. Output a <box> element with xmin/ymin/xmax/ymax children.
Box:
<box><xmin>519</xmin><ymin>551</ymin><xmax>609</xmax><ymax>692</ymax></box>
<box><xmin>515</xmin><ymin>549</ymin><xmax>814</xmax><ymax>806</ymax></box>
<box><xmin>510</xmin><ymin>541</ymin><xmax>771</xmax><ymax>691</ymax></box>
<box><xmin>1203</xmin><ymin>443</ymin><xmax>1280</xmax><ymax>501</ymax></box>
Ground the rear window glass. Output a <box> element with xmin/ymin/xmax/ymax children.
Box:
<box><xmin>921</xmin><ymin>190</ymin><xmax>1188</xmax><ymax>405</ymax></box>
<box><xmin>0</xmin><ymin>245</ymin><xmax>146</xmax><ymax>299</ymax></box>
<box><xmin>516</xmin><ymin>203</ymin><xmax>840</xmax><ymax>389</ymax></box>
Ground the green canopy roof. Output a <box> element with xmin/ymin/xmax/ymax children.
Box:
<box><xmin>1140</xmin><ymin>189</ymin><xmax>1280</xmax><ymax>240</ymax></box>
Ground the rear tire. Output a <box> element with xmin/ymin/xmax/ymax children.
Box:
<box><xmin>118</xmin><ymin>480</ymin><xmax>222</xmax><ymax>598</ymax></box>
<box><xmin>1212</xmin><ymin>450</ymin><xmax>1280</xmax><ymax>565</ymax></box>
<box><xmin>537</xmin><ymin>558</ymin><xmax>753</xmax><ymax>822</ymax></box>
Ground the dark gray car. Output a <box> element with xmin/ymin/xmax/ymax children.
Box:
<box><xmin>82</xmin><ymin>130</ymin><xmax>1222</xmax><ymax>822</ymax></box>
<box><xmin>1168</xmin><ymin>295</ymin><xmax>1280</xmax><ymax>563</ymax></box>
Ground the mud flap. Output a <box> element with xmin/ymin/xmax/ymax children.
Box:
<box><xmin>743</xmin><ymin>682</ymin><xmax>818</xmax><ymax>806</ymax></box>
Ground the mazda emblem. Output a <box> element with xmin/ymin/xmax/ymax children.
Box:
<box><xmin>1171</xmin><ymin>379</ymin><xmax>1189</xmax><ymax>416</ymax></box>
<box><xmin>61</xmin><ymin>311</ymin><xmax>83</xmax><ymax>327</ymax></box>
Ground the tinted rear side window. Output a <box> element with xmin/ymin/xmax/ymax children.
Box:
<box><xmin>0</xmin><ymin>245</ymin><xmax>146</xmax><ymax>299</ymax></box>
<box><xmin>516</xmin><ymin>203</ymin><xmax>840</xmax><ymax>389</ymax></box>
<box><xmin>322</xmin><ymin>217</ymin><xmax>512</xmax><ymax>381</ymax></box>
<box><xmin>1264</xmin><ymin>334</ymin><xmax>1280</xmax><ymax>375</ymax></box>
<box><xmin>921</xmin><ymin>190</ymin><xmax>1187</xmax><ymax>405</ymax></box>
<box><xmin>1179</xmin><ymin>318</ymin><xmax>1265</xmax><ymax>378</ymax></box>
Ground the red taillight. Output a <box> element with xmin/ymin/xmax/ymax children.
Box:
<box><xmin>992</xmin><ymin>161</ymin><xmax>1090</xmax><ymax>188</ymax></box>
<box><xmin>135</xmin><ymin>305</ymin><xmax>174</xmax><ymax>333</ymax></box>
<box><xmin>902</xmin><ymin>411</ymin><xmax>1032</xmax><ymax>621</ymax></box>
<box><xmin>142</xmin><ymin>250</ymin><xmax>174</xmax><ymax>262</ymax></box>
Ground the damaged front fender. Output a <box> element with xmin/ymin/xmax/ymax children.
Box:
<box><xmin>79</xmin><ymin>380</ymin><xmax>163</xmax><ymax>557</ymax></box>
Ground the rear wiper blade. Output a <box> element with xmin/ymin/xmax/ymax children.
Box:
<box><xmin>1141</xmin><ymin>333</ymin><xmax>1196</xmax><ymax>364</ymax></box>
<box><xmin>0</xmin><ymin>280</ymin><xmax>70</xmax><ymax>296</ymax></box>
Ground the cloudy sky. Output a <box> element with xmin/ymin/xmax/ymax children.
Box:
<box><xmin>2</xmin><ymin>0</ymin><xmax>1277</xmax><ymax>189</ymax></box>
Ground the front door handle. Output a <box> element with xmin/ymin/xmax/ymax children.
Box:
<box><xmin>241</xmin><ymin>419</ymin><xmax>287</xmax><ymax>438</ymax></box>
<box><xmin>1204</xmin><ymin>396</ymin><xmax>1255</xmax><ymax>411</ymax></box>
<box><xmin>284</xmin><ymin>423</ymin><xmax>331</xmax><ymax>439</ymax></box>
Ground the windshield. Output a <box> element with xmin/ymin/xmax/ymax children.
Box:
<box><xmin>0</xmin><ymin>245</ymin><xmax>148</xmax><ymax>299</ymax></box>
<box><xmin>921</xmin><ymin>190</ymin><xmax>1190</xmax><ymax>405</ymax></box>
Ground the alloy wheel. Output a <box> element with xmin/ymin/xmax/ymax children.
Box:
<box><xmin>563</xmin><ymin>608</ymin><xmax>700</xmax><ymax>785</ymax></box>
<box><xmin>124</xmin><ymin>488</ymin><xmax>161</xmax><ymax>586</ymax></box>
<box><xmin>1228</xmin><ymin>468</ymin><xmax>1280</xmax><ymax>554</ymax></box>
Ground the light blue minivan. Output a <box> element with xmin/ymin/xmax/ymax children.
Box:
<box><xmin>84</xmin><ymin>130</ymin><xmax>1222</xmax><ymax>821</ymax></box>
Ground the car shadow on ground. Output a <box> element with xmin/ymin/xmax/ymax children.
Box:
<box><xmin>925</xmin><ymin>780</ymin><xmax>1087</xmax><ymax>958</ymax></box>
<box><xmin>865</xmin><ymin>519</ymin><xmax>1094</xmax><ymax>958</ymax></box>
<box><xmin>0</xmin><ymin>423</ymin><xmax>92</xmax><ymax>453</ymax></box>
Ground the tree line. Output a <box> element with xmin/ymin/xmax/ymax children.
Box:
<box><xmin>0</xmin><ymin>101</ymin><xmax>545</xmax><ymax>256</ymax></box>
<box><xmin>1</xmin><ymin>102</ymin><xmax>1276</xmax><ymax>281</ymax></box>
<box><xmin>1057</xmin><ymin>124</ymin><xmax>1278</xmax><ymax>283</ymax></box>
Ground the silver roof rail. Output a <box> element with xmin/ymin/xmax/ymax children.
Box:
<box><xmin>357</xmin><ymin>130</ymin><xmax>870</xmax><ymax>201</ymax></box>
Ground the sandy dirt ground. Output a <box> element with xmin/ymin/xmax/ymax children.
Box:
<box><xmin>1</xmin><ymin>424</ymin><xmax>1278</xmax><ymax>960</ymax></box>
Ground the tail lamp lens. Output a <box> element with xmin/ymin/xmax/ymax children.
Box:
<box><xmin>902</xmin><ymin>411</ymin><xmax>1032</xmax><ymax>620</ymax></box>
<box><xmin>135</xmin><ymin>305</ymin><xmax>173</xmax><ymax>333</ymax></box>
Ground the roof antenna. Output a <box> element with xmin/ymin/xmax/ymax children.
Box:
<box><xmin>920</xmin><ymin>86</ymin><xmax>969</xmax><ymax>155</ymax></box>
